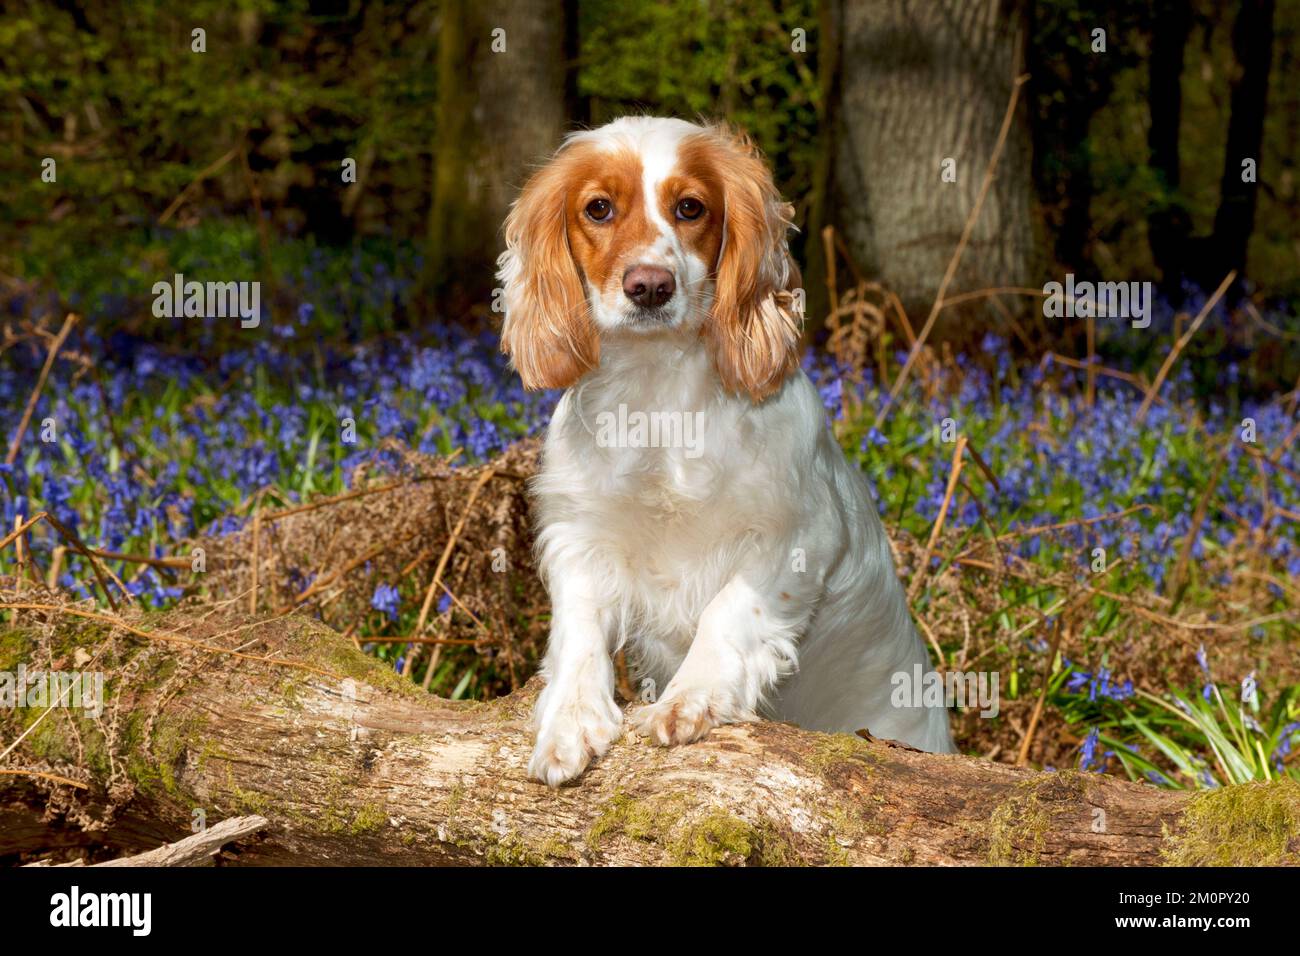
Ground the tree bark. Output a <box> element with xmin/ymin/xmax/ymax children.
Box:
<box><xmin>3</xmin><ymin>606</ymin><xmax>1294</xmax><ymax>866</ymax></box>
<box><xmin>1210</xmin><ymin>0</ymin><xmax>1275</xmax><ymax>281</ymax></box>
<box><xmin>801</xmin><ymin>0</ymin><xmax>843</xmax><ymax>335</ymax></box>
<box><xmin>1026</xmin><ymin>0</ymin><xmax>1142</xmax><ymax>282</ymax></box>
<box><xmin>424</xmin><ymin>0</ymin><xmax>570</xmax><ymax>310</ymax></box>
<box><xmin>831</xmin><ymin>0</ymin><xmax>1037</xmax><ymax>337</ymax></box>
<box><xmin>1146</xmin><ymin>0</ymin><xmax>1193</xmax><ymax>291</ymax></box>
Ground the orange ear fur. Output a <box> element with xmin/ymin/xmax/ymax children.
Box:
<box><xmin>497</xmin><ymin>152</ymin><xmax>599</xmax><ymax>390</ymax></box>
<box><xmin>702</xmin><ymin>128</ymin><xmax>803</xmax><ymax>401</ymax></box>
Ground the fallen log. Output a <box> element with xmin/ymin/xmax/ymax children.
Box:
<box><xmin>1</xmin><ymin>605</ymin><xmax>1296</xmax><ymax>866</ymax></box>
<box><xmin>24</xmin><ymin>814</ymin><xmax>269</xmax><ymax>867</ymax></box>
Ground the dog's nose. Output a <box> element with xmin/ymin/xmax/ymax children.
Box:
<box><xmin>622</xmin><ymin>265</ymin><xmax>675</xmax><ymax>308</ymax></box>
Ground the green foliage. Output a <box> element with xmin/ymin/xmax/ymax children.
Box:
<box><xmin>1063</xmin><ymin>678</ymin><xmax>1300</xmax><ymax>790</ymax></box>
<box><xmin>1</xmin><ymin>0</ymin><xmax>825</xmax><ymax>284</ymax></box>
<box><xmin>0</xmin><ymin>0</ymin><xmax>437</xmax><ymax>279</ymax></box>
<box><xmin>1034</xmin><ymin>0</ymin><xmax>1300</xmax><ymax>295</ymax></box>
<box><xmin>579</xmin><ymin>0</ymin><xmax>819</xmax><ymax>199</ymax></box>
<box><xmin>15</xmin><ymin>218</ymin><xmax>423</xmax><ymax>346</ymax></box>
<box><xmin>5</xmin><ymin>0</ymin><xmax>1297</xmax><ymax>298</ymax></box>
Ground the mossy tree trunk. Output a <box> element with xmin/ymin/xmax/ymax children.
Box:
<box><xmin>423</xmin><ymin>0</ymin><xmax>571</xmax><ymax>314</ymax></box>
<box><xmin>1</xmin><ymin>608</ymin><xmax>1297</xmax><ymax>866</ymax></box>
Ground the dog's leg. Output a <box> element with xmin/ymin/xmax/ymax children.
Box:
<box><xmin>528</xmin><ymin>567</ymin><xmax>623</xmax><ymax>786</ymax></box>
<box><xmin>631</xmin><ymin>570</ymin><xmax>812</xmax><ymax>746</ymax></box>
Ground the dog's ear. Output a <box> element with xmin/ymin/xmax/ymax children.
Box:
<box><xmin>702</xmin><ymin>127</ymin><xmax>803</xmax><ymax>402</ymax></box>
<box><xmin>497</xmin><ymin>152</ymin><xmax>599</xmax><ymax>391</ymax></box>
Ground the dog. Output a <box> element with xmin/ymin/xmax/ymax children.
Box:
<box><xmin>497</xmin><ymin>116</ymin><xmax>956</xmax><ymax>786</ymax></box>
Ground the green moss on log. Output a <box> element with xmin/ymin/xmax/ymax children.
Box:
<box><xmin>0</xmin><ymin>628</ymin><xmax>29</xmax><ymax>671</ymax></box>
<box><xmin>480</xmin><ymin>832</ymin><xmax>574</xmax><ymax>866</ymax></box>
<box><xmin>807</xmin><ymin>732</ymin><xmax>878</xmax><ymax>777</ymax></box>
<box><xmin>587</xmin><ymin>789</ymin><xmax>793</xmax><ymax>866</ymax></box>
<box><xmin>987</xmin><ymin>772</ymin><xmax>1090</xmax><ymax>865</ymax></box>
<box><xmin>1163</xmin><ymin>779</ymin><xmax>1300</xmax><ymax>866</ymax></box>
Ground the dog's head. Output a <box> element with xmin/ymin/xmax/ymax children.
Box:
<box><xmin>497</xmin><ymin>116</ymin><xmax>802</xmax><ymax>400</ymax></box>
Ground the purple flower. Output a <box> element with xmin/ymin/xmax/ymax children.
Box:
<box><xmin>819</xmin><ymin>377</ymin><xmax>844</xmax><ymax>420</ymax></box>
<box><xmin>1079</xmin><ymin>726</ymin><xmax>1109</xmax><ymax>772</ymax></box>
<box><xmin>860</xmin><ymin>427</ymin><xmax>888</xmax><ymax>451</ymax></box>
<box><xmin>371</xmin><ymin>583</ymin><xmax>401</xmax><ymax>622</ymax></box>
<box><xmin>1066</xmin><ymin>665</ymin><xmax>1133</xmax><ymax>702</ymax></box>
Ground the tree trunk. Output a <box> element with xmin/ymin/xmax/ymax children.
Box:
<box><xmin>801</xmin><ymin>0</ymin><xmax>843</xmax><ymax>334</ymax></box>
<box><xmin>3</xmin><ymin>606</ymin><xmax>1295</xmax><ymax>866</ymax></box>
<box><xmin>831</xmin><ymin>0</ymin><xmax>1037</xmax><ymax>337</ymax></box>
<box><xmin>1026</xmin><ymin>0</ymin><xmax>1140</xmax><ymax>282</ymax></box>
<box><xmin>1210</xmin><ymin>0</ymin><xmax>1275</xmax><ymax>282</ymax></box>
<box><xmin>424</xmin><ymin>0</ymin><xmax>570</xmax><ymax>311</ymax></box>
<box><xmin>1146</xmin><ymin>0</ymin><xmax>1193</xmax><ymax>292</ymax></box>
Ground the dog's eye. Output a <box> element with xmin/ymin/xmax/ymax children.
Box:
<box><xmin>675</xmin><ymin>198</ymin><xmax>704</xmax><ymax>221</ymax></box>
<box><xmin>585</xmin><ymin>198</ymin><xmax>613</xmax><ymax>222</ymax></box>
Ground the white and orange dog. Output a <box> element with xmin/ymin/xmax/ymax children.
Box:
<box><xmin>498</xmin><ymin>117</ymin><xmax>954</xmax><ymax>786</ymax></box>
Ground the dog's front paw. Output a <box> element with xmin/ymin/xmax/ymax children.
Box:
<box><xmin>630</xmin><ymin>689</ymin><xmax>724</xmax><ymax>746</ymax></box>
<box><xmin>528</xmin><ymin>690</ymin><xmax>623</xmax><ymax>787</ymax></box>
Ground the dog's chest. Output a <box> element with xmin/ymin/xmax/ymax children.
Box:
<box><xmin>550</xmin><ymin>381</ymin><xmax>763</xmax><ymax>631</ymax></box>
<box><xmin>602</xmin><ymin>446</ymin><xmax>728</xmax><ymax>539</ymax></box>
<box><xmin>625</xmin><ymin>454</ymin><xmax>712</xmax><ymax>521</ymax></box>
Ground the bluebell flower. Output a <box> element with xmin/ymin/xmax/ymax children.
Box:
<box><xmin>819</xmin><ymin>377</ymin><xmax>843</xmax><ymax>420</ymax></box>
<box><xmin>1077</xmin><ymin>729</ymin><xmax>1115</xmax><ymax>774</ymax></box>
<box><xmin>1269</xmin><ymin>725</ymin><xmax>1298</xmax><ymax>771</ymax></box>
<box><xmin>371</xmin><ymin>583</ymin><xmax>401</xmax><ymax>622</ymax></box>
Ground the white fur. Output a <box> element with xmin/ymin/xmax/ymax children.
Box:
<box><xmin>501</xmin><ymin>118</ymin><xmax>956</xmax><ymax>786</ymax></box>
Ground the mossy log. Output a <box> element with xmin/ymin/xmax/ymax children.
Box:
<box><xmin>2</xmin><ymin>607</ymin><xmax>1297</xmax><ymax>866</ymax></box>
